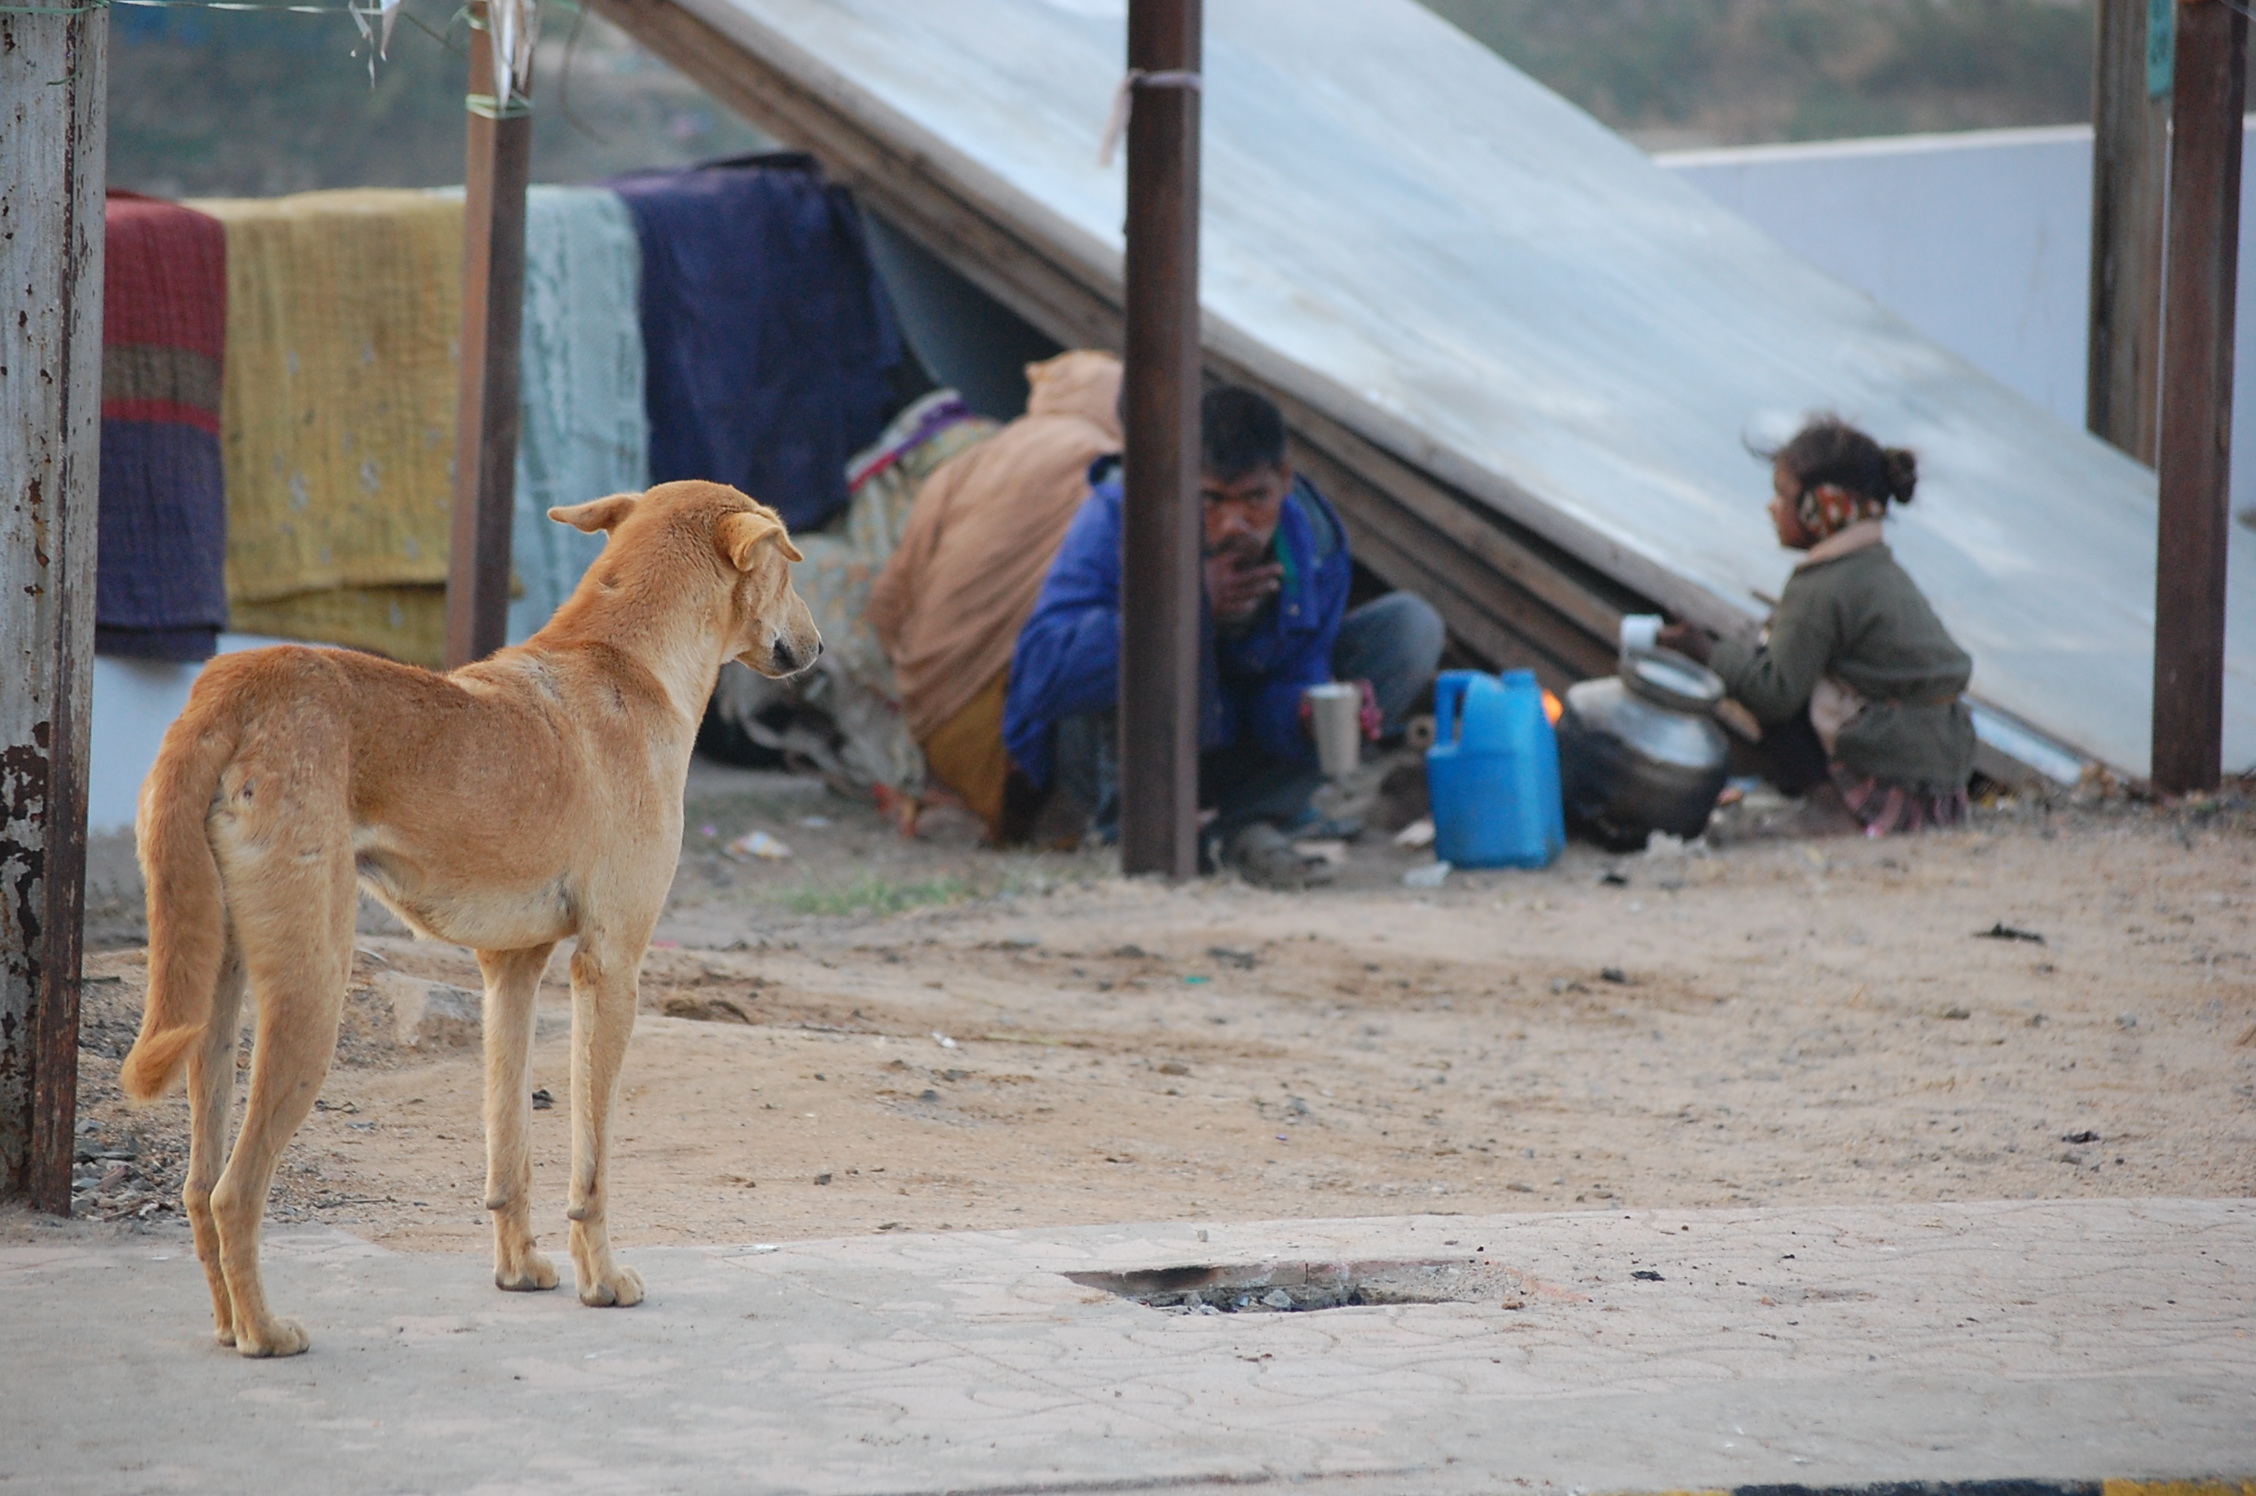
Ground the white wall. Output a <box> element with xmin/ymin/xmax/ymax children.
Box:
<box><xmin>1661</xmin><ymin>122</ymin><xmax>2256</xmax><ymax>512</ymax></box>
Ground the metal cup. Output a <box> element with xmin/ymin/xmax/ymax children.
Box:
<box><xmin>1305</xmin><ymin>681</ymin><xmax>1363</xmax><ymax>779</ymax></box>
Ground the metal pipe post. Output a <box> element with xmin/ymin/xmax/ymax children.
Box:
<box><xmin>2152</xmin><ymin>0</ymin><xmax>2246</xmax><ymax>795</ymax></box>
<box><xmin>2088</xmin><ymin>0</ymin><xmax>2172</xmax><ymax>463</ymax></box>
<box><xmin>445</xmin><ymin>2</ymin><xmax>533</xmax><ymax>668</ymax></box>
<box><xmin>1118</xmin><ymin>0</ymin><xmax>1204</xmax><ymax>879</ymax></box>
<box><xmin>1</xmin><ymin>10</ymin><xmax>106</xmax><ymax>1210</ymax></box>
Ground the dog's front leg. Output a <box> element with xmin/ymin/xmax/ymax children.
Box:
<box><xmin>564</xmin><ymin>937</ymin><xmax>646</xmax><ymax>1307</ymax></box>
<box><xmin>480</xmin><ymin>943</ymin><xmax>560</xmax><ymax>1292</ymax></box>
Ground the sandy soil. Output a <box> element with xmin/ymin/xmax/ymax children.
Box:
<box><xmin>51</xmin><ymin>762</ymin><xmax>2256</xmax><ymax>1259</ymax></box>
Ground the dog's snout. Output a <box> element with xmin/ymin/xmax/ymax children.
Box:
<box><xmin>772</xmin><ymin>634</ymin><xmax>818</xmax><ymax>674</ymax></box>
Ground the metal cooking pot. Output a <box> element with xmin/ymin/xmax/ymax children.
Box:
<box><xmin>1556</xmin><ymin>647</ymin><xmax>1732</xmax><ymax>850</ymax></box>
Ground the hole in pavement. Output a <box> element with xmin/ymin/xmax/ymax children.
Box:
<box><xmin>1066</xmin><ymin>1258</ymin><xmax>1521</xmax><ymax>1314</ymax></box>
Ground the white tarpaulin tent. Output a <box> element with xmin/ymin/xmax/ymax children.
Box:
<box><xmin>594</xmin><ymin>0</ymin><xmax>2255</xmax><ymax>781</ymax></box>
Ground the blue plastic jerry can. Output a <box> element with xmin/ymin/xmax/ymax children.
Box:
<box><xmin>1426</xmin><ymin>669</ymin><xmax>1565</xmax><ymax>869</ymax></box>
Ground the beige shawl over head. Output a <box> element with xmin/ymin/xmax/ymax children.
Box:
<box><xmin>870</xmin><ymin>350</ymin><xmax>1123</xmax><ymax>740</ymax></box>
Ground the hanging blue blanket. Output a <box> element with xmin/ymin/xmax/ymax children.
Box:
<box><xmin>608</xmin><ymin>153</ymin><xmax>910</xmax><ymax>533</ymax></box>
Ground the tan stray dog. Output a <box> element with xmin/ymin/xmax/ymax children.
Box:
<box><xmin>118</xmin><ymin>481</ymin><xmax>818</xmax><ymax>1357</ymax></box>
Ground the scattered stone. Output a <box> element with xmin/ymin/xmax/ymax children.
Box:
<box><xmin>531</xmin><ymin>1088</ymin><xmax>554</xmax><ymax>1111</ymax></box>
<box><xmin>1402</xmin><ymin>861</ymin><xmax>1452</xmax><ymax>889</ymax></box>
<box><xmin>724</xmin><ymin>829</ymin><xmax>793</xmax><ymax>861</ymax></box>
<box><xmin>663</xmin><ymin>993</ymin><xmax>753</xmax><ymax>1024</ymax></box>
<box><xmin>919</xmin><ymin>1089</ymin><xmax>940</xmax><ymax>1103</ymax></box>
<box><xmin>1600</xmin><ymin>967</ymin><xmax>1629</xmax><ymax>984</ymax></box>
<box><xmin>74</xmin><ymin>1140</ymin><xmax>136</xmax><ymax>1163</ymax></box>
<box><xmin>1940</xmin><ymin>1005</ymin><xmax>1971</xmax><ymax>1020</ymax></box>
<box><xmin>1631</xmin><ymin>1270</ymin><xmax>1664</xmax><ymax>1281</ymax></box>
<box><xmin>1111</xmin><ymin>944</ymin><xmax>1149</xmax><ymax>960</ymax></box>
<box><xmin>1974</xmin><ymin>922</ymin><xmax>2045</xmax><ymax>944</ymax></box>
<box><xmin>2116</xmin><ymin>1013</ymin><xmax>2139</xmax><ymax>1030</ymax></box>
<box><xmin>1157</xmin><ymin>1061</ymin><xmax>1191</xmax><ymax>1077</ymax></box>
<box><xmin>1207</xmin><ymin>946</ymin><xmax>1258</xmax><ymax>969</ymax></box>
<box><xmin>377</xmin><ymin>974</ymin><xmax>481</xmax><ymax>1048</ymax></box>
<box><xmin>813</xmin><ymin>1173</ymin><xmax>833</xmax><ymax>1186</ymax></box>
<box><xmin>2062</xmin><ymin>1129</ymin><xmax>2101</xmax><ymax>1144</ymax></box>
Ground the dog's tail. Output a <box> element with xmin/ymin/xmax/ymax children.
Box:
<box><xmin>120</xmin><ymin>696</ymin><xmax>240</xmax><ymax>1104</ymax></box>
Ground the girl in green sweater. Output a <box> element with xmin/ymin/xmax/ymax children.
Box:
<box><xmin>1663</xmin><ymin>416</ymin><xmax>1976</xmax><ymax>836</ymax></box>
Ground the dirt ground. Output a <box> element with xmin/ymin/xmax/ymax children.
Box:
<box><xmin>46</xmin><ymin>758</ymin><xmax>2256</xmax><ymax>1258</ymax></box>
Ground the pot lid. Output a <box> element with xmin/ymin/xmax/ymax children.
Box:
<box><xmin>1620</xmin><ymin>647</ymin><xmax>1726</xmax><ymax>714</ymax></box>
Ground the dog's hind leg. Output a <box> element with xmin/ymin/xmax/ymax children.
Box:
<box><xmin>563</xmin><ymin>934</ymin><xmax>647</xmax><ymax>1308</ymax></box>
<box><xmin>182</xmin><ymin>938</ymin><xmax>247</xmax><ymax>1344</ymax></box>
<box><xmin>479</xmin><ymin>943</ymin><xmax>560</xmax><ymax>1292</ymax></box>
<box><xmin>207</xmin><ymin>778</ymin><xmax>355</xmax><ymax>1358</ymax></box>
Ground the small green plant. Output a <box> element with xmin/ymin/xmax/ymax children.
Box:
<box><xmin>779</xmin><ymin>873</ymin><xmax>971</xmax><ymax>918</ymax></box>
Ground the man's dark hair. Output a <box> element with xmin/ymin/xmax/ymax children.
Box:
<box><xmin>1201</xmin><ymin>386</ymin><xmax>1288</xmax><ymax>482</ymax></box>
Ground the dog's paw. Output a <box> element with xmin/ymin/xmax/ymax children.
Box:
<box><xmin>495</xmin><ymin>1250</ymin><xmax>560</xmax><ymax>1293</ymax></box>
<box><xmin>578</xmin><ymin>1263</ymin><xmax>645</xmax><ymax>1308</ymax></box>
<box><xmin>236</xmin><ymin>1317</ymin><xmax>310</xmax><ymax>1358</ymax></box>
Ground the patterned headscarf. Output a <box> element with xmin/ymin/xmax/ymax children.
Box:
<box><xmin>1797</xmin><ymin>481</ymin><xmax>1888</xmax><ymax>542</ymax></box>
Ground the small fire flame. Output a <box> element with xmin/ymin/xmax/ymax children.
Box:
<box><xmin>1541</xmin><ymin>688</ymin><xmax>1564</xmax><ymax>725</ymax></box>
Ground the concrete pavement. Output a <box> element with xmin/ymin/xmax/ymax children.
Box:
<box><xmin>3</xmin><ymin>1198</ymin><xmax>2251</xmax><ymax>1495</ymax></box>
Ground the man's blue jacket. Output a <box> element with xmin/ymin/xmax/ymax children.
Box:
<box><xmin>1003</xmin><ymin>463</ymin><xmax>1352</xmax><ymax>788</ymax></box>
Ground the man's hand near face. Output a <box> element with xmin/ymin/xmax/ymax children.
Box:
<box><xmin>1204</xmin><ymin>546</ymin><xmax>1283</xmax><ymax>623</ymax></box>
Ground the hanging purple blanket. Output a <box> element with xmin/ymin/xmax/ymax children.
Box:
<box><xmin>99</xmin><ymin>192</ymin><xmax>229</xmax><ymax>661</ymax></box>
<box><xmin>608</xmin><ymin>154</ymin><xmax>911</xmax><ymax>533</ymax></box>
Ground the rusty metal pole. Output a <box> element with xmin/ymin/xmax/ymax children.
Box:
<box><xmin>2088</xmin><ymin>0</ymin><xmax>2172</xmax><ymax>463</ymax></box>
<box><xmin>2152</xmin><ymin>0</ymin><xmax>2245</xmax><ymax>795</ymax></box>
<box><xmin>445</xmin><ymin>1</ymin><xmax>532</xmax><ymax>668</ymax></box>
<box><xmin>1118</xmin><ymin>0</ymin><xmax>1204</xmax><ymax>880</ymax></box>
<box><xmin>1</xmin><ymin>9</ymin><xmax>106</xmax><ymax>1211</ymax></box>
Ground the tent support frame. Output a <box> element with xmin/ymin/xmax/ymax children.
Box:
<box><xmin>2153</xmin><ymin>0</ymin><xmax>2246</xmax><ymax>795</ymax></box>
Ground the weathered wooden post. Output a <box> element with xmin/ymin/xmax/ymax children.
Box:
<box><xmin>2088</xmin><ymin>0</ymin><xmax>2172</xmax><ymax>463</ymax></box>
<box><xmin>2152</xmin><ymin>0</ymin><xmax>2246</xmax><ymax>795</ymax></box>
<box><xmin>445</xmin><ymin>0</ymin><xmax>533</xmax><ymax>668</ymax></box>
<box><xmin>1118</xmin><ymin>0</ymin><xmax>1204</xmax><ymax>879</ymax></box>
<box><xmin>1</xmin><ymin>9</ymin><xmax>107</xmax><ymax>1210</ymax></box>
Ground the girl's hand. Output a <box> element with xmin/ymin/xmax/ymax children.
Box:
<box><xmin>1656</xmin><ymin>621</ymin><xmax>1717</xmax><ymax>664</ymax></box>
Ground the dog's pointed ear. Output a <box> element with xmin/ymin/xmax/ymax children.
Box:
<box><xmin>549</xmin><ymin>494</ymin><xmax>640</xmax><ymax>534</ymax></box>
<box><xmin>716</xmin><ymin>509</ymin><xmax>805</xmax><ymax>570</ymax></box>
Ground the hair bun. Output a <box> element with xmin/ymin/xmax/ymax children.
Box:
<box><xmin>1882</xmin><ymin>446</ymin><xmax>1918</xmax><ymax>505</ymax></box>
